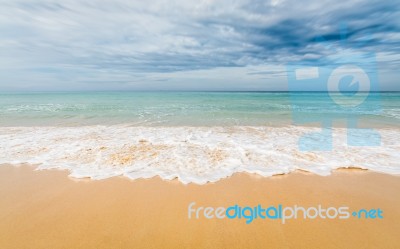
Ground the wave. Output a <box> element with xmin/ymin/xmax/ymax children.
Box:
<box><xmin>0</xmin><ymin>126</ymin><xmax>399</xmax><ymax>184</ymax></box>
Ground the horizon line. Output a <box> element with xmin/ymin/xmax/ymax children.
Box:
<box><xmin>1</xmin><ymin>90</ymin><xmax>399</xmax><ymax>94</ymax></box>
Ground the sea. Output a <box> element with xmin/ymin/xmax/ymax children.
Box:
<box><xmin>0</xmin><ymin>91</ymin><xmax>399</xmax><ymax>184</ymax></box>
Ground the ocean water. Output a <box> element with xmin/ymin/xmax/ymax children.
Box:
<box><xmin>0</xmin><ymin>91</ymin><xmax>399</xmax><ymax>127</ymax></box>
<box><xmin>0</xmin><ymin>92</ymin><xmax>399</xmax><ymax>184</ymax></box>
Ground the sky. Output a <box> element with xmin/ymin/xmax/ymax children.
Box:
<box><xmin>0</xmin><ymin>0</ymin><xmax>399</xmax><ymax>91</ymax></box>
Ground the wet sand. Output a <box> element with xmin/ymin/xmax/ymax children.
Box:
<box><xmin>0</xmin><ymin>164</ymin><xmax>399</xmax><ymax>249</ymax></box>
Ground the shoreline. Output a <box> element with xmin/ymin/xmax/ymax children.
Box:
<box><xmin>2</xmin><ymin>163</ymin><xmax>400</xmax><ymax>184</ymax></box>
<box><xmin>1</xmin><ymin>164</ymin><xmax>400</xmax><ymax>248</ymax></box>
<box><xmin>1</xmin><ymin>125</ymin><xmax>399</xmax><ymax>184</ymax></box>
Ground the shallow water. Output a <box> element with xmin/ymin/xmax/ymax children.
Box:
<box><xmin>0</xmin><ymin>92</ymin><xmax>399</xmax><ymax>183</ymax></box>
<box><xmin>1</xmin><ymin>126</ymin><xmax>399</xmax><ymax>184</ymax></box>
<box><xmin>0</xmin><ymin>91</ymin><xmax>398</xmax><ymax>127</ymax></box>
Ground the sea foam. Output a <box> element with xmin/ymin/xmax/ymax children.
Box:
<box><xmin>0</xmin><ymin>126</ymin><xmax>399</xmax><ymax>184</ymax></box>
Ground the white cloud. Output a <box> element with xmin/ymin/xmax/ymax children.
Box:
<box><xmin>0</xmin><ymin>0</ymin><xmax>399</xmax><ymax>90</ymax></box>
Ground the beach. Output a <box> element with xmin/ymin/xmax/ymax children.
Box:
<box><xmin>2</xmin><ymin>0</ymin><xmax>400</xmax><ymax>247</ymax></box>
<box><xmin>1</xmin><ymin>125</ymin><xmax>399</xmax><ymax>184</ymax></box>
<box><xmin>0</xmin><ymin>92</ymin><xmax>399</xmax><ymax>248</ymax></box>
<box><xmin>1</xmin><ymin>92</ymin><xmax>398</xmax><ymax>184</ymax></box>
<box><xmin>0</xmin><ymin>164</ymin><xmax>399</xmax><ymax>249</ymax></box>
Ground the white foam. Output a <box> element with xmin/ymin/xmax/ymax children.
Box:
<box><xmin>0</xmin><ymin>126</ymin><xmax>399</xmax><ymax>184</ymax></box>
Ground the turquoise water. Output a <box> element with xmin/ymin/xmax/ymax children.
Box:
<box><xmin>1</xmin><ymin>92</ymin><xmax>399</xmax><ymax>183</ymax></box>
<box><xmin>0</xmin><ymin>92</ymin><xmax>399</xmax><ymax>127</ymax></box>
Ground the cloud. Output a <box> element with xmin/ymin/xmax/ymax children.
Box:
<box><xmin>0</xmin><ymin>0</ymin><xmax>399</xmax><ymax>90</ymax></box>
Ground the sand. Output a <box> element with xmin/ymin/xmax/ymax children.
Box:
<box><xmin>0</xmin><ymin>164</ymin><xmax>399</xmax><ymax>249</ymax></box>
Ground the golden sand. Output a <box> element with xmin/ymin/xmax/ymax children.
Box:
<box><xmin>0</xmin><ymin>164</ymin><xmax>399</xmax><ymax>249</ymax></box>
